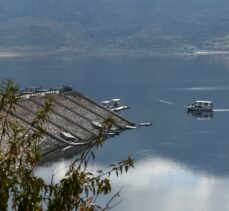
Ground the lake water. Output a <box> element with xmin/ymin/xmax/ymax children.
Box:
<box><xmin>1</xmin><ymin>54</ymin><xmax>229</xmax><ymax>210</ymax></box>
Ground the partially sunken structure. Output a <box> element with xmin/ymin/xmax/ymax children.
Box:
<box><xmin>14</xmin><ymin>87</ymin><xmax>135</xmax><ymax>160</ymax></box>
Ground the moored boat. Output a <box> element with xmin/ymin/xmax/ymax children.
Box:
<box><xmin>101</xmin><ymin>98</ymin><xmax>131</xmax><ymax>112</ymax></box>
<box><xmin>138</xmin><ymin>122</ymin><xmax>152</xmax><ymax>127</ymax></box>
<box><xmin>125</xmin><ymin>125</ymin><xmax>137</xmax><ymax>129</ymax></box>
<box><xmin>60</xmin><ymin>131</ymin><xmax>77</xmax><ymax>141</ymax></box>
<box><xmin>111</xmin><ymin>105</ymin><xmax>130</xmax><ymax>112</ymax></box>
<box><xmin>92</xmin><ymin>121</ymin><xmax>103</xmax><ymax>129</ymax></box>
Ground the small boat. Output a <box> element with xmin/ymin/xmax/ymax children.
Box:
<box><xmin>61</xmin><ymin>141</ymin><xmax>88</xmax><ymax>149</ymax></box>
<box><xmin>138</xmin><ymin>122</ymin><xmax>152</xmax><ymax>127</ymax></box>
<box><xmin>102</xmin><ymin>132</ymin><xmax>120</xmax><ymax>136</ymax></box>
<box><xmin>101</xmin><ymin>99</ymin><xmax>121</xmax><ymax>109</ymax></box>
<box><xmin>60</xmin><ymin>131</ymin><xmax>76</xmax><ymax>141</ymax></box>
<box><xmin>101</xmin><ymin>98</ymin><xmax>130</xmax><ymax>111</ymax></box>
<box><xmin>111</xmin><ymin>105</ymin><xmax>130</xmax><ymax>112</ymax></box>
<box><xmin>92</xmin><ymin>121</ymin><xmax>103</xmax><ymax>129</ymax></box>
<box><xmin>125</xmin><ymin>125</ymin><xmax>137</xmax><ymax>129</ymax></box>
<box><xmin>186</xmin><ymin>100</ymin><xmax>213</xmax><ymax>112</ymax></box>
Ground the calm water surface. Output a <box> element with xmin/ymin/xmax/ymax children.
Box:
<box><xmin>1</xmin><ymin>55</ymin><xmax>229</xmax><ymax>210</ymax></box>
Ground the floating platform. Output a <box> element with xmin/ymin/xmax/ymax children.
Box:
<box><xmin>14</xmin><ymin>90</ymin><xmax>135</xmax><ymax>159</ymax></box>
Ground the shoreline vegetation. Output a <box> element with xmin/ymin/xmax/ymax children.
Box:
<box><xmin>0</xmin><ymin>80</ymin><xmax>135</xmax><ymax>210</ymax></box>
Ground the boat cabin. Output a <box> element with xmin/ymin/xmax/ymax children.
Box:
<box><xmin>109</xmin><ymin>99</ymin><xmax>122</xmax><ymax>108</ymax></box>
<box><xmin>101</xmin><ymin>98</ymin><xmax>130</xmax><ymax>112</ymax></box>
<box><xmin>101</xmin><ymin>101</ymin><xmax>111</xmax><ymax>106</ymax></box>
<box><xmin>101</xmin><ymin>99</ymin><xmax>122</xmax><ymax>109</ymax></box>
<box><xmin>187</xmin><ymin>100</ymin><xmax>213</xmax><ymax>111</ymax></box>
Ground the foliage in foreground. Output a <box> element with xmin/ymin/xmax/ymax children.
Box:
<box><xmin>0</xmin><ymin>80</ymin><xmax>134</xmax><ymax>211</ymax></box>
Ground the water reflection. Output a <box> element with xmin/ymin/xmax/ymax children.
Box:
<box><xmin>187</xmin><ymin>110</ymin><xmax>213</xmax><ymax>120</ymax></box>
<box><xmin>2</xmin><ymin>55</ymin><xmax>229</xmax><ymax>210</ymax></box>
<box><xmin>40</xmin><ymin>144</ymin><xmax>88</xmax><ymax>164</ymax></box>
<box><xmin>36</xmin><ymin>155</ymin><xmax>229</xmax><ymax>211</ymax></box>
<box><xmin>110</xmin><ymin>156</ymin><xmax>229</xmax><ymax>211</ymax></box>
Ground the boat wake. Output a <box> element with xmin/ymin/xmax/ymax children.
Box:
<box><xmin>187</xmin><ymin>86</ymin><xmax>229</xmax><ymax>91</ymax></box>
<box><xmin>213</xmin><ymin>109</ymin><xmax>229</xmax><ymax>112</ymax></box>
<box><xmin>159</xmin><ymin>99</ymin><xmax>173</xmax><ymax>105</ymax></box>
<box><xmin>193</xmin><ymin>51</ymin><xmax>229</xmax><ymax>55</ymax></box>
<box><xmin>171</xmin><ymin>86</ymin><xmax>229</xmax><ymax>92</ymax></box>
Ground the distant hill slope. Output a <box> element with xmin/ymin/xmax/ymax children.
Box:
<box><xmin>1</xmin><ymin>0</ymin><xmax>229</xmax><ymax>55</ymax></box>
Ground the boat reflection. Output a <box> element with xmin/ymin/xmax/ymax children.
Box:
<box><xmin>187</xmin><ymin>110</ymin><xmax>213</xmax><ymax>120</ymax></box>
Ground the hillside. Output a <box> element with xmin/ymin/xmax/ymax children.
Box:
<box><xmin>1</xmin><ymin>0</ymin><xmax>229</xmax><ymax>55</ymax></box>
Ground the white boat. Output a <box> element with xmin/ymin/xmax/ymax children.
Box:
<box><xmin>125</xmin><ymin>125</ymin><xmax>137</xmax><ymax>129</ymax></box>
<box><xmin>101</xmin><ymin>99</ymin><xmax>121</xmax><ymax>108</ymax></box>
<box><xmin>60</xmin><ymin>131</ymin><xmax>76</xmax><ymax>141</ymax></box>
<box><xmin>101</xmin><ymin>98</ymin><xmax>130</xmax><ymax>111</ymax></box>
<box><xmin>138</xmin><ymin>122</ymin><xmax>152</xmax><ymax>127</ymax></box>
<box><xmin>111</xmin><ymin>105</ymin><xmax>130</xmax><ymax>112</ymax></box>
<box><xmin>102</xmin><ymin>132</ymin><xmax>120</xmax><ymax>136</ymax></box>
<box><xmin>187</xmin><ymin>100</ymin><xmax>213</xmax><ymax>112</ymax></box>
<box><xmin>92</xmin><ymin>121</ymin><xmax>103</xmax><ymax>128</ymax></box>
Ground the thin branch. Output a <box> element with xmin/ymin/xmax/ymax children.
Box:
<box><xmin>102</xmin><ymin>187</ymin><xmax>124</xmax><ymax>211</ymax></box>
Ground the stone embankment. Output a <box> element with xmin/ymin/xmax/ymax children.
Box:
<box><xmin>14</xmin><ymin>90</ymin><xmax>134</xmax><ymax>159</ymax></box>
